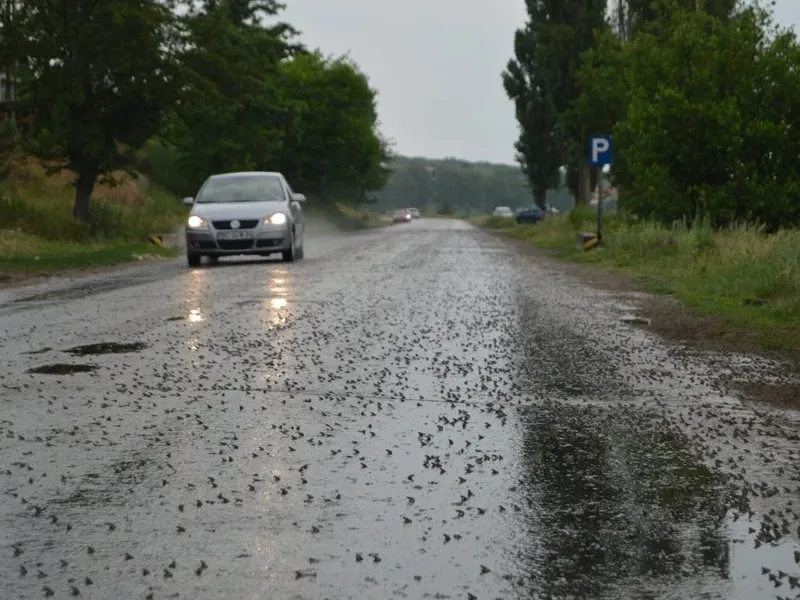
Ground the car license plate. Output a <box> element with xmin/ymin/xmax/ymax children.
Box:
<box><xmin>217</xmin><ymin>230</ymin><xmax>253</xmax><ymax>240</ymax></box>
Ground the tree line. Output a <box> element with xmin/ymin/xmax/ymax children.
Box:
<box><xmin>0</xmin><ymin>0</ymin><xmax>390</xmax><ymax>221</ymax></box>
<box><xmin>370</xmin><ymin>156</ymin><xmax>574</xmax><ymax>216</ymax></box>
<box><xmin>504</xmin><ymin>0</ymin><xmax>800</xmax><ymax>230</ymax></box>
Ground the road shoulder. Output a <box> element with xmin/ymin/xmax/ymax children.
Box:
<box><xmin>499</xmin><ymin>231</ymin><xmax>800</xmax><ymax>411</ymax></box>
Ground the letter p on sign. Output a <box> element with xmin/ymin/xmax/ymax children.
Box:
<box><xmin>589</xmin><ymin>135</ymin><xmax>612</xmax><ymax>166</ymax></box>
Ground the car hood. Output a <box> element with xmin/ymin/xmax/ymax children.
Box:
<box><xmin>190</xmin><ymin>201</ymin><xmax>287</xmax><ymax>221</ymax></box>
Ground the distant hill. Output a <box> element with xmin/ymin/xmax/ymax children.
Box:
<box><xmin>369</xmin><ymin>155</ymin><xmax>575</xmax><ymax>216</ymax></box>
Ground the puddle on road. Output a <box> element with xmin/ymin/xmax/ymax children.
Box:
<box><xmin>620</xmin><ymin>315</ymin><xmax>651</xmax><ymax>326</ymax></box>
<box><xmin>508</xmin><ymin>400</ymin><xmax>800</xmax><ymax>599</ymax></box>
<box><xmin>27</xmin><ymin>363</ymin><xmax>98</xmax><ymax>375</ymax></box>
<box><xmin>65</xmin><ymin>341</ymin><xmax>148</xmax><ymax>356</ymax></box>
<box><xmin>22</xmin><ymin>347</ymin><xmax>52</xmax><ymax>355</ymax></box>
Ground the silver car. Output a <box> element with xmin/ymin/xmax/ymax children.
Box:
<box><xmin>182</xmin><ymin>171</ymin><xmax>306</xmax><ymax>266</ymax></box>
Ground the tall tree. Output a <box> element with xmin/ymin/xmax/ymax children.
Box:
<box><xmin>503</xmin><ymin>16</ymin><xmax>562</xmax><ymax>208</ymax></box>
<box><xmin>625</xmin><ymin>0</ymin><xmax>736</xmax><ymax>34</ymax></box>
<box><xmin>165</xmin><ymin>0</ymin><xmax>297</xmax><ymax>188</ymax></box>
<box><xmin>8</xmin><ymin>0</ymin><xmax>179</xmax><ymax>221</ymax></box>
<box><xmin>277</xmin><ymin>52</ymin><xmax>390</xmax><ymax>204</ymax></box>
<box><xmin>506</xmin><ymin>0</ymin><xmax>608</xmax><ymax>206</ymax></box>
<box><xmin>535</xmin><ymin>0</ymin><xmax>608</xmax><ymax>206</ymax></box>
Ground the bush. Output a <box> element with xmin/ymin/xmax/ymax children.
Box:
<box><xmin>0</xmin><ymin>170</ymin><xmax>187</xmax><ymax>243</ymax></box>
<box><xmin>568</xmin><ymin>204</ymin><xmax>595</xmax><ymax>230</ymax></box>
<box><xmin>485</xmin><ymin>215</ymin><xmax>516</xmax><ymax>228</ymax></box>
<box><xmin>139</xmin><ymin>140</ymin><xmax>196</xmax><ymax>198</ymax></box>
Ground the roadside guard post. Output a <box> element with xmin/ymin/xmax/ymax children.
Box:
<box><xmin>589</xmin><ymin>135</ymin><xmax>612</xmax><ymax>244</ymax></box>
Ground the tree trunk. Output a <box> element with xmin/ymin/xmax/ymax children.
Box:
<box><xmin>534</xmin><ymin>188</ymin><xmax>546</xmax><ymax>209</ymax></box>
<box><xmin>73</xmin><ymin>170</ymin><xmax>97</xmax><ymax>222</ymax></box>
<box><xmin>576</xmin><ymin>159</ymin><xmax>591</xmax><ymax>206</ymax></box>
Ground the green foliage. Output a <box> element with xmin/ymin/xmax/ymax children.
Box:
<box><xmin>567</xmin><ymin>204</ymin><xmax>595</xmax><ymax>230</ymax></box>
<box><xmin>7</xmin><ymin>0</ymin><xmax>180</xmax><ymax>221</ymax></box>
<box><xmin>276</xmin><ymin>52</ymin><xmax>390</xmax><ymax>200</ymax></box>
<box><xmin>494</xmin><ymin>215</ymin><xmax>800</xmax><ymax>347</ymax></box>
<box><xmin>485</xmin><ymin>216</ymin><xmax>516</xmax><ymax>229</ymax></box>
<box><xmin>0</xmin><ymin>178</ymin><xmax>186</xmax><ymax>243</ymax></box>
<box><xmin>371</xmin><ymin>156</ymin><xmax>573</xmax><ymax>216</ymax></box>
<box><xmin>534</xmin><ymin>0</ymin><xmax>800</xmax><ymax>230</ymax></box>
<box><xmin>504</xmin><ymin>0</ymin><xmax>609</xmax><ymax>205</ymax></box>
<box><xmin>0</xmin><ymin>229</ymin><xmax>178</xmax><ymax>273</ymax></box>
<box><xmin>437</xmin><ymin>200</ymin><xmax>455</xmax><ymax>216</ymax></box>
<box><xmin>4</xmin><ymin>0</ymin><xmax>389</xmax><ymax>230</ymax></box>
<box><xmin>503</xmin><ymin>23</ymin><xmax>562</xmax><ymax>207</ymax></box>
<box><xmin>163</xmin><ymin>3</ymin><xmax>388</xmax><ymax>207</ymax></box>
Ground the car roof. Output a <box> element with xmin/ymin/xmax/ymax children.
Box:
<box><xmin>210</xmin><ymin>171</ymin><xmax>283</xmax><ymax>179</ymax></box>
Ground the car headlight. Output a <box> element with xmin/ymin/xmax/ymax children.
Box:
<box><xmin>265</xmin><ymin>213</ymin><xmax>287</xmax><ymax>225</ymax></box>
<box><xmin>187</xmin><ymin>215</ymin><xmax>207</xmax><ymax>229</ymax></box>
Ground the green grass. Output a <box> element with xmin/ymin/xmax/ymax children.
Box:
<box><xmin>476</xmin><ymin>207</ymin><xmax>800</xmax><ymax>351</ymax></box>
<box><xmin>0</xmin><ymin>155</ymin><xmax>188</xmax><ymax>274</ymax></box>
<box><xmin>0</xmin><ymin>231</ymin><xmax>179</xmax><ymax>272</ymax></box>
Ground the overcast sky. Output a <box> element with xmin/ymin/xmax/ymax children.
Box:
<box><xmin>282</xmin><ymin>0</ymin><xmax>800</xmax><ymax>166</ymax></box>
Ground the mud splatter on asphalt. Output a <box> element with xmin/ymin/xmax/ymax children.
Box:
<box><xmin>0</xmin><ymin>219</ymin><xmax>798</xmax><ymax>599</ymax></box>
<box><xmin>65</xmin><ymin>342</ymin><xmax>148</xmax><ymax>356</ymax></box>
<box><xmin>25</xmin><ymin>363</ymin><xmax>98</xmax><ymax>375</ymax></box>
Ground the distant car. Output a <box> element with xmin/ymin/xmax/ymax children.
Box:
<box><xmin>492</xmin><ymin>206</ymin><xmax>514</xmax><ymax>218</ymax></box>
<box><xmin>183</xmin><ymin>171</ymin><xmax>306</xmax><ymax>267</ymax></box>
<box><xmin>393</xmin><ymin>209</ymin><xmax>412</xmax><ymax>223</ymax></box>
<box><xmin>515</xmin><ymin>205</ymin><xmax>546</xmax><ymax>224</ymax></box>
<box><xmin>408</xmin><ymin>207</ymin><xmax>421</xmax><ymax>219</ymax></box>
<box><xmin>545</xmin><ymin>204</ymin><xmax>561</xmax><ymax>215</ymax></box>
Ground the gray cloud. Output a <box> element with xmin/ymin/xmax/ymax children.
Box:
<box><xmin>282</xmin><ymin>0</ymin><xmax>799</xmax><ymax>165</ymax></box>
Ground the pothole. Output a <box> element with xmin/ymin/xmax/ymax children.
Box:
<box><xmin>23</xmin><ymin>347</ymin><xmax>52</xmax><ymax>355</ymax></box>
<box><xmin>65</xmin><ymin>341</ymin><xmax>147</xmax><ymax>356</ymax></box>
<box><xmin>27</xmin><ymin>364</ymin><xmax>98</xmax><ymax>375</ymax></box>
<box><xmin>620</xmin><ymin>316</ymin><xmax>651</xmax><ymax>326</ymax></box>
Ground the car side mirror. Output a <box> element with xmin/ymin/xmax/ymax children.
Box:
<box><xmin>182</xmin><ymin>197</ymin><xmax>194</xmax><ymax>206</ymax></box>
<box><xmin>291</xmin><ymin>193</ymin><xmax>306</xmax><ymax>202</ymax></box>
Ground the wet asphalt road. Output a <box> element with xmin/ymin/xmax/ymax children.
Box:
<box><xmin>1</xmin><ymin>218</ymin><xmax>800</xmax><ymax>600</ymax></box>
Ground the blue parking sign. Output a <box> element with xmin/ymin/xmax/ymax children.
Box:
<box><xmin>589</xmin><ymin>135</ymin><xmax>612</xmax><ymax>166</ymax></box>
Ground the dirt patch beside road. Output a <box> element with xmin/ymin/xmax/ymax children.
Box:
<box><xmin>505</xmin><ymin>238</ymin><xmax>800</xmax><ymax>410</ymax></box>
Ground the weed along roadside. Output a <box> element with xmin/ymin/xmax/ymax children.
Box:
<box><xmin>0</xmin><ymin>155</ymin><xmax>185</xmax><ymax>284</ymax></box>
<box><xmin>473</xmin><ymin>207</ymin><xmax>800</xmax><ymax>353</ymax></box>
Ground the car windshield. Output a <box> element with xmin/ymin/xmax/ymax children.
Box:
<box><xmin>196</xmin><ymin>174</ymin><xmax>285</xmax><ymax>203</ymax></box>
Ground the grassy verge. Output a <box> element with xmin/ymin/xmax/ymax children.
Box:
<box><xmin>0</xmin><ymin>154</ymin><xmax>187</xmax><ymax>275</ymax></box>
<box><xmin>0</xmin><ymin>231</ymin><xmax>178</xmax><ymax>273</ymax></box>
<box><xmin>474</xmin><ymin>208</ymin><xmax>800</xmax><ymax>351</ymax></box>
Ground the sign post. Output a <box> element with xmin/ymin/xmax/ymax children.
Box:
<box><xmin>589</xmin><ymin>135</ymin><xmax>612</xmax><ymax>244</ymax></box>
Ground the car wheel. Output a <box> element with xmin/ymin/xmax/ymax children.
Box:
<box><xmin>281</xmin><ymin>231</ymin><xmax>296</xmax><ymax>262</ymax></box>
<box><xmin>295</xmin><ymin>241</ymin><xmax>304</xmax><ymax>260</ymax></box>
<box><xmin>187</xmin><ymin>253</ymin><xmax>201</xmax><ymax>267</ymax></box>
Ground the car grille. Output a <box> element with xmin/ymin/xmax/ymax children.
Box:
<box><xmin>218</xmin><ymin>240</ymin><xmax>255</xmax><ymax>250</ymax></box>
<box><xmin>213</xmin><ymin>219</ymin><xmax>259</xmax><ymax>230</ymax></box>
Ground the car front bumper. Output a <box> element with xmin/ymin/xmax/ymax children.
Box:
<box><xmin>185</xmin><ymin>226</ymin><xmax>291</xmax><ymax>255</ymax></box>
